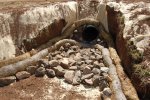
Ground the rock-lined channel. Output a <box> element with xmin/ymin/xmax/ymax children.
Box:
<box><xmin>0</xmin><ymin>38</ymin><xmax>113</xmax><ymax>99</ymax></box>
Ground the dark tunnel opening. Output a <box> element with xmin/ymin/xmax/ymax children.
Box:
<box><xmin>82</xmin><ymin>25</ymin><xmax>99</xmax><ymax>42</ymax></box>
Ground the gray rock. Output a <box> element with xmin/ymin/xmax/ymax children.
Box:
<box><xmin>83</xmin><ymin>66</ymin><xmax>91</xmax><ymax>75</ymax></box>
<box><xmin>84</xmin><ymin>78</ymin><xmax>93</xmax><ymax>85</ymax></box>
<box><xmin>74</xmin><ymin>53</ymin><xmax>81</xmax><ymax>61</ymax></box>
<box><xmin>93</xmin><ymin>61</ymin><xmax>101</xmax><ymax>68</ymax></box>
<box><xmin>90</xmin><ymin>49</ymin><xmax>95</xmax><ymax>53</ymax></box>
<box><xmin>60</xmin><ymin>58</ymin><xmax>70</xmax><ymax>69</ymax></box>
<box><xmin>103</xmin><ymin>88</ymin><xmax>112</xmax><ymax>97</ymax></box>
<box><xmin>69</xmin><ymin>66</ymin><xmax>78</xmax><ymax>70</ymax></box>
<box><xmin>69</xmin><ymin>58</ymin><xmax>76</xmax><ymax>66</ymax></box>
<box><xmin>102</xmin><ymin>48</ymin><xmax>110</xmax><ymax>56</ymax></box>
<box><xmin>71</xmin><ymin>45</ymin><xmax>79</xmax><ymax>51</ymax></box>
<box><xmin>46</xmin><ymin>69</ymin><xmax>55</xmax><ymax>78</ymax></box>
<box><xmin>88</xmin><ymin>65</ymin><xmax>94</xmax><ymax>69</ymax></box>
<box><xmin>90</xmin><ymin>55</ymin><xmax>96</xmax><ymax>60</ymax></box>
<box><xmin>99</xmin><ymin>80</ymin><xmax>109</xmax><ymax>91</ymax></box>
<box><xmin>92</xmin><ymin>68</ymin><xmax>101</xmax><ymax>75</ymax></box>
<box><xmin>78</xmin><ymin>64</ymin><xmax>87</xmax><ymax>71</ymax></box>
<box><xmin>96</xmin><ymin>55</ymin><xmax>103</xmax><ymax>60</ymax></box>
<box><xmin>55</xmin><ymin>55</ymin><xmax>63</xmax><ymax>60</ymax></box>
<box><xmin>38</xmin><ymin>59</ymin><xmax>49</xmax><ymax>67</ymax></box>
<box><xmin>0</xmin><ymin>76</ymin><xmax>16</xmax><ymax>86</ymax></box>
<box><xmin>67</xmin><ymin>50</ymin><xmax>76</xmax><ymax>55</ymax></box>
<box><xmin>92</xmin><ymin>75</ymin><xmax>100</xmax><ymax>86</ymax></box>
<box><xmin>59</xmin><ymin>46</ymin><xmax>64</xmax><ymax>51</ymax></box>
<box><xmin>26</xmin><ymin>66</ymin><xmax>37</xmax><ymax>74</ymax></box>
<box><xmin>16</xmin><ymin>71</ymin><xmax>31</xmax><ymax>80</ymax></box>
<box><xmin>99</xmin><ymin>63</ymin><xmax>105</xmax><ymax>67</ymax></box>
<box><xmin>64</xmin><ymin>43</ymin><xmax>71</xmax><ymax>48</ymax></box>
<box><xmin>103</xmin><ymin>55</ymin><xmax>112</xmax><ymax>66</ymax></box>
<box><xmin>64</xmin><ymin>70</ymin><xmax>75</xmax><ymax>84</ymax></box>
<box><xmin>53</xmin><ymin>66</ymin><xmax>65</xmax><ymax>77</ymax></box>
<box><xmin>76</xmin><ymin>61</ymin><xmax>83</xmax><ymax>66</ymax></box>
<box><xmin>101</xmin><ymin>67</ymin><xmax>109</xmax><ymax>73</ymax></box>
<box><xmin>49</xmin><ymin>60</ymin><xmax>59</xmax><ymax>67</ymax></box>
<box><xmin>85</xmin><ymin>60</ymin><xmax>92</xmax><ymax>64</ymax></box>
<box><xmin>48</xmin><ymin>54</ymin><xmax>53</xmax><ymax>61</ymax></box>
<box><xmin>35</xmin><ymin>67</ymin><xmax>46</xmax><ymax>77</ymax></box>
<box><xmin>82</xmin><ymin>55</ymin><xmax>89</xmax><ymax>60</ymax></box>
<box><xmin>73</xmin><ymin>70</ymin><xmax>81</xmax><ymax>85</ymax></box>
<box><xmin>81</xmin><ymin>73</ymin><xmax>94</xmax><ymax>80</ymax></box>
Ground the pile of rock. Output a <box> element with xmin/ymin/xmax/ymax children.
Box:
<box><xmin>0</xmin><ymin>40</ymin><xmax>112</xmax><ymax>98</ymax></box>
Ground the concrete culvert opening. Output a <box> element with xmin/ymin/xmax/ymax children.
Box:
<box><xmin>82</xmin><ymin>25</ymin><xmax>99</xmax><ymax>42</ymax></box>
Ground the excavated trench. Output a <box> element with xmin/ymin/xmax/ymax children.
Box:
<box><xmin>0</xmin><ymin>1</ymin><xmax>149</xmax><ymax>100</ymax></box>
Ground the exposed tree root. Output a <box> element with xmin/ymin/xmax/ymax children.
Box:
<box><xmin>95</xmin><ymin>44</ymin><xmax>126</xmax><ymax>100</ymax></box>
<box><xmin>0</xmin><ymin>39</ymin><xmax>79</xmax><ymax>78</ymax></box>
<box><xmin>103</xmin><ymin>29</ymin><xmax>140</xmax><ymax>100</ymax></box>
<box><xmin>0</xmin><ymin>50</ymin><xmax>37</xmax><ymax>68</ymax></box>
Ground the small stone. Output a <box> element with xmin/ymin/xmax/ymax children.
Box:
<box><xmin>101</xmin><ymin>67</ymin><xmax>109</xmax><ymax>73</ymax></box>
<box><xmin>76</xmin><ymin>61</ymin><xmax>82</xmax><ymax>66</ymax></box>
<box><xmin>84</xmin><ymin>78</ymin><xmax>93</xmax><ymax>85</ymax></box>
<box><xmin>64</xmin><ymin>43</ymin><xmax>71</xmax><ymax>48</ymax></box>
<box><xmin>99</xmin><ymin>63</ymin><xmax>105</xmax><ymax>67</ymax></box>
<box><xmin>35</xmin><ymin>67</ymin><xmax>46</xmax><ymax>77</ymax></box>
<box><xmin>60</xmin><ymin>58</ymin><xmax>70</xmax><ymax>69</ymax></box>
<box><xmin>49</xmin><ymin>60</ymin><xmax>59</xmax><ymax>67</ymax></box>
<box><xmin>0</xmin><ymin>76</ymin><xmax>16</xmax><ymax>87</ymax></box>
<box><xmin>103</xmin><ymin>88</ymin><xmax>112</xmax><ymax>97</ymax></box>
<box><xmin>85</xmin><ymin>60</ymin><xmax>92</xmax><ymax>64</ymax></box>
<box><xmin>96</xmin><ymin>55</ymin><xmax>103</xmax><ymax>60</ymax></box>
<box><xmin>16</xmin><ymin>71</ymin><xmax>31</xmax><ymax>80</ymax></box>
<box><xmin>74</xmin><ymin>53</ymin><xmax>81</xmax><ymax>61</ymax></box>
<box><xmin>92</xmin><ymin>75</ymin><xmax>100</xmax><ymax>86</ymax></box>
<box><xmin>99</xmin><ymin>80</ymin><xmax>109</xmax><ymax>91</ymax></box>
<box><xmin>46</xmin><ymin>69</ymin><xmax>55</xmax><ymax>78</ymax></box>
<box><xmin>67</xmin><ymin>50</ymin><xmax>75</xmax><ymax>55</ymax></box>
<box><xmin>83</xmin><ymin>66</ymin><xmax>91</xmax><ymax>75</ymax></box>
<box><xmin>90</xmin><ymin>55</ymin><xmax>96</xmax><ymax>60</ymax></box>
<box><xmin>69</xmin><ymin>66</ymin><xmax>78</xmax><ymax>70</ymax></box>
<box><xmin>73</xmin><ymin>70</ymin><xmax>81</xmax><ymax>85</ymax></box>
<box><xmin>59</xmin><ymin>46</ymin><xmax>64</xmax><ymax>51</ymax></box>
<box><xmin>90</xmin><ymin>49</ymin><xmax>95</xmax><ymax>53</ymax></box>
<box><xmin>92</xmin><ymin>68</ymin><xmax>101</xmax><ymax>75</ymax></box>
<box><xmin>88</xmin><ymin>65</ymin><xmax>94</xmax><ymax>69</ymax></box>
<box><xmin>83</xmin><ymin>55</ymin><xmax>89</xmax><ymax>60</ymax></box>
<box><xmin>48</xmin><ymin>54</ymin><xmax>53</xmax><ymax>61</ymax></box>
<box><xmin>93</xmin><ymin>61</ymin><xmax>100</xmax><ymax>68</ymax></box>
<box><xmin>71</xmin><ymin>45</ymin><xmax>79</xmax><ymax>51</ymax></box>
<box><xmin>38</xmin><ymin>59</ymin><xmax>49</xmax><ymax>67</ymax></box>
<box><xmin>55</xmin><ymin>55</ymin><xmax>62</xmax><ymax>60</ymax></box>
<box><xmin>102</xmin><ymin>73</ymin><xmax>112</xmax><ymax>82</ymax></box>
<box><xmin>81</xmin><ymin>73</ymin><xmax>94</xmax><ymax>80</ymax></box>
<box><xmin>26</xmin><ymin>66</ymin><xmax>37</xmax><ymax>74</ymax></box>
<box><xmin>64</xmin><ymin>70</ymin><xmax>75</xmax><ymax>84</ymax></box>
<box><xmin>53</xmin><ymin>66</ymin><xmax>65</xmax><ymax>77</ymax></box>
<box><xmin>69</xmin><ymin>58</ymin><xmax>76</xmax><ymax>66</ymax></box>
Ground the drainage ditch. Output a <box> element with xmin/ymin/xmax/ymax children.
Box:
<box><xmin>0</xmin><ymin>1</ymin><xmax>149</xmax><ymax>100</ymax></box>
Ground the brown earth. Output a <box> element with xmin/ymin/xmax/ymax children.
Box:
<box><xmin>0</xmin><ymin>76</ymin><xmax>88</xmax><ymax>100</ymax></box>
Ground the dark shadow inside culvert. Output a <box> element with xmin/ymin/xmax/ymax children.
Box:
<box><xmin>82</xmin><ymin>25</ymin><xmax>99</xmax><ymax>42</ymax></box>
